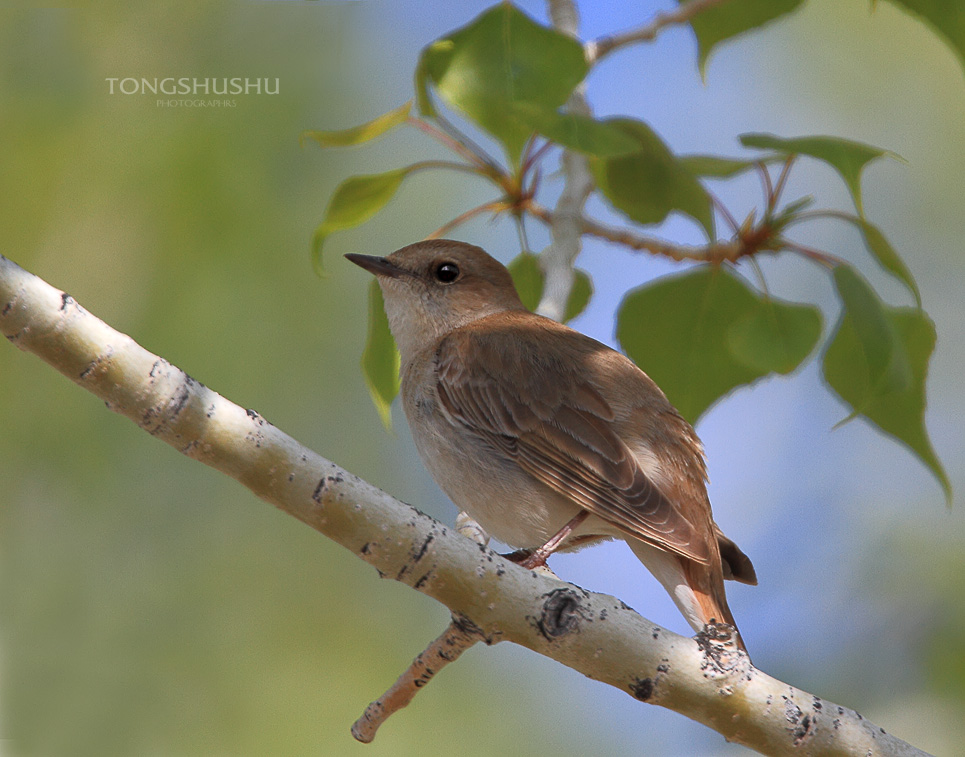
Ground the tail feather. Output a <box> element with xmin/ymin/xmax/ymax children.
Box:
<box><xmin>627</xmin><ymin>538</ymin><xmax>748</xmax><ymax>655</ymax></box>
<box><xmin>684</xmin><ymin>561</ymin><xmax>747</xmax><ymax>654</ymax></box>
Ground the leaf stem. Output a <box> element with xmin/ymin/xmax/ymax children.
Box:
<box><xmin>407</xmin><ymin>117</ymin><xmax>485</xmax><ymax>167</ymax></box>
<box><xmin>783</xmin><ymin>240</ymin><xmax>844</xmax><ymax>269</ymax></box>
<box><xmin>514</xmin><ymin>213</ymin><xmax>532</xmax><ymax>253</ymax></box>
<box><xmin>710</xmin><ymin>192</ymin><xmax>740</xmax><ymax>235</ymax></box>
<box><xmin>521</xmin><ymin>139</ymin><xmax>555</xmax><ymax>179</ymax></box>
<box><xmin>405</xmin><ymin>159</ymin><xmax>493</xmax><ymax>177</ymax></box>
<box><xmin>780</xmin><ymin>208</ymin><xmax>859</xmax><ymax>228</ymax></box>
<box><xmin>431</xmin><ymin>110</ymin><xmax>507</xmax><ymax>179</ymax></box>
<box><xmin>425</xmin><ymin>200</ymin><xmax>509</xmax><ymax>240</ymax></box>
<box><xmin>771</xmin><ymin>155</ymin><xmax>796</xmax><ymax>212</ymax></box>
<box><xmin>748</xmin><ymin>256</ymin><xmax>770</xmax><ymax>296</ymax></box>
<box><xmin>757</xmin><ymin>161</ymin><xmax>775</xmax><ymax>212</ymax></box>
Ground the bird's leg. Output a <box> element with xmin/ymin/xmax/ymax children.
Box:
<box><xmin>515</xmin><ymin>510</ymin><xmax>590</xmax><ymax>570</ymax></box>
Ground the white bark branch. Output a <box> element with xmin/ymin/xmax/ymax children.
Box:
<box><xmin>0</xmin><ymin>256</ymin><xmax>931</xmax><ymax>756</ymax></box>
<box><xmin>536</xmin><ymin>0</ymin><xmax>732</xmax><ymax>320</ymax></box>
<box><xmin>535</xmin><ymin>0</ymin><xmax>595</xmax><ymax>323</ymax></box>
<box><xmin>537</xmin><ymin>0</ymin><xmax>736</xmax><ymax>320</ymax></box>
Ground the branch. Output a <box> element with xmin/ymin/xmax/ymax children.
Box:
<box><xmin>352</xmin><ymin>511</ymin><xmax>493</xmax><ymax>742</ymax></box>
<box><xmin>535</xmin><ymin>0</ymin><xmax>596</xmax><ymax>322</ymax></box>
<box><xmin>586</xmin><ymin>0</ymin><xmax>733</xmax><ymax>64</ymax></box>
<box><xmin>351</xmin><ymin>617</ymin><xmax>479</xmax><ymax>743</ymax></box>
<box><xmin>527</xmin><ymin>202</ymin><xmax>743</xmax><ymax>263</ymax></box>
<box><xmin>538</xmin><ymin>0</ymin><xmax>740</xmax><ymax>318</ymax></box>
<box><xmin>0</xmin><ymin>254</ymin><xmax>930</xmax><ymax>755</ymax></box>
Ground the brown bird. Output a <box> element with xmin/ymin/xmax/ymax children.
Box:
<box><xmin>346</xmin><ymin>240</ymin><xmax>756</xmax><ymax>651</ymax></box>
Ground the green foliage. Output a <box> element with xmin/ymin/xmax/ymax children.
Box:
<box><xmin>835</xmin><ymin>214</ymin><xmax>922</xmax><ymax>306</ymax></box>
<box><xmin>300</xmin><ymin>101</ymin><xmax>411</xmax><ymax>148</ymax></box>
<box><xmin>507</xmin><ymin>251</ymin><xmax>543</xmax><ymax>310</ymax></box>
<box><xmin>361</xmin><ymin>279</ymin><xmax>401</xmax><ymax>430</ymax></box>
<box><xmin>592</xmin><ymin>119</ymin><xmax>715</xmax><ymax>240</ymax></box>
<box><xmin>740</xmin><ymin>133</ymin><xmax>899</xmax><ymax>215</ymax></box>
<box><xmin>727</xmin><ymin>300</ymin><xmax>824</xmax><ymax>375</ymax></box>
<box><xmin>681</xmin><ymin>0</ymin><xmax>806</xmax><ymax>75</ymax></box>
<box><xmin>823</xmin><ymin>266</ymin><xmax>950</xmax><ymax>501</ymax></box>
<box><xmin>312</xmin><ymin>167</ymin><xmax>418</xmax><ymax>275</ymax></box>
<box><xmin>309</xmin><ymin>0</ymin><xmax>954</xmax><ymax>501</ymax></box>
<box><xmin>515</xmin><ymin>107</ymin><xmax>640</xmax><ymax>157</ymax></box>
<box><xmin>507</xmin><ymin>252</ymin><xmax>593</xmax><ymax>322</ymax></box>
<box><xmin>617</xmin><ymin>266</ymin><xmax>821</xmax><ymax>424</ymax></box>
<box><xmin>829</xmin><ymin>265</ymin><xmax>911</xmax><ymax>396</ymax></box>
<box><xmin>884</xmin><ymin>0</ymin><xmax>965</xmax><ymax>73</ymax></box>
<box><xmin>566</xmin><ymin>271</ymin><xmax>593</xmax><ymax>323</ymax></box>
<box><xmin>416</xmin><ymin>3</ymin><xmax>588</xmax><ymax>165</ymax></box>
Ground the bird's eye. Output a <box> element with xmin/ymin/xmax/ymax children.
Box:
<box><xmin>434</xmin><ymin>262</ymin><xmax>460</xmax><ymax>283</ymax></box>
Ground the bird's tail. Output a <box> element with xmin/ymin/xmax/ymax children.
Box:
<box><xmin>628</xmin><ymin>539</ymin><xmax>748</xmax><ymax>656</ymax></box>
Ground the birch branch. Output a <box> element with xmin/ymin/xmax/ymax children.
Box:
<box><xmin>537</xmin><ymin>0</ymin><xmax>734</xmax><ymax>319</ymax></box>
<box><xmin>0</xmin><ymin>255</ymin><xmax>932</xmax><ymax>756</ymax></box>
<box><xmin>535</xmin><ymin>0</ymin><xmax>595</xmax><ymax>322</ymax></box>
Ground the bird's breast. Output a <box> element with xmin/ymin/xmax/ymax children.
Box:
<box><xmin>399</xmin><ymin>364</ymin><xmax>587</xmax><ymax>548</ymax></box>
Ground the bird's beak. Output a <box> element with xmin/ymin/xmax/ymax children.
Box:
<box><xmin>345</xmin><ymin>253</ymin><xmax>408</xmax><ymax>279</ymax></box>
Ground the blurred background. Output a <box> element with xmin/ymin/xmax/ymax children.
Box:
<box><xmin>1</xmin><ymin>1</ymin><xmax>963</xmax><ymax>755</ymax></box>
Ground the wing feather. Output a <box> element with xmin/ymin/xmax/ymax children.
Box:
<box><xmin>434</xmin><ymin>328</ymin><xmax>710</xmax><ymax>564</ymax></box>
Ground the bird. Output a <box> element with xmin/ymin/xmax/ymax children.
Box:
<box><xmin>346</xmin><ymin>239</ymin><xmax>756</xmax><ymax>652</ymax></box>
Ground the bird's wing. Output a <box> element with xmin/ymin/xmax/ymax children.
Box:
<box><xmin>434</xmin><ymin>326</ymin><xmax>711</xmax><ymax>564</ymax></box>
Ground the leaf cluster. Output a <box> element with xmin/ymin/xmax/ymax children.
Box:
<box><xmin>304</xmin><ymin>1</ymin><xmax>959</xmax><ymax>501</ymax></box>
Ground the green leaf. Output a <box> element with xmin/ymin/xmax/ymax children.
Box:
<box><xmin>300</xmin><ymin>102</ymin><xmax>411</xmax><ymax>149</ymax></box>
<box><xmin>508</xmin><ymin>252</ymin><xmax>542</xmax><ymax>311</ymax></box>
<box><xmin>681</xmin><ymin>0</ymin><xmax>806</xmax><ymax>75</ymax></box>
<box><xmin>417</xmin><ymin>3</ymin><xmax>588</xmax><ymax>164</ymax></box>
<box><xmin>507</xmin><ymin>251</ymin><xmax>593</xmax><ymax>322</ymax></box>
<box><xmin>564</xmin><ymin>269</ymin><xmax>593</xmax><ymax>323</ymax></box>
<box><xmin>740</xmin><ymin>133</ymin><xmax>900</xmax><ymax>215</ymax></box>
<box><xmin>312</xmin><ymin>167</ymin><xmax>417</xmax><ymax>276</ymax></box>
<box><xmin>414</xmin><ymin>48</ymin><xmax>437</xmax><ymax>117</ymax></box>
<box><xmin>617</xmin><ymin>266</ymin><xmax>821</xmax><ymax>424</ymax></box>
<box><xmin>835</xmin><ymin>214</ymin><xmax>922</xmax><ymax>307</ymax></box>
<box><xmin>513</xmin><ymin>106</ymin><xmax>640</xmax><ymax>157</ymax></box>
<box><xmin>823</xmin><ymin>281</ymin><xmax>950</xmax><ymax>502</ymax></box>
<box><xmin>883</xmin><ymin>0</ymin><xmax>965</xmax><ymax>75</ymax></box>
<box><xmin>830</xmin><ymin>264</ymin><xmax>912</xmax><ymax>396</ymax></box>
<box><xmin>592</xmin><ymin>119</ymin><xmax>715</xmax><ymax>240</ymax></box>
<box><xmin>361</xmin><ymin>279</ymin><xmax>400</xmax><ymax>430</ymax></box>
<box><xmin>727</xmin><ymin>300</ymin><xmax>823</xmax><ymax>374</ymax></box>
